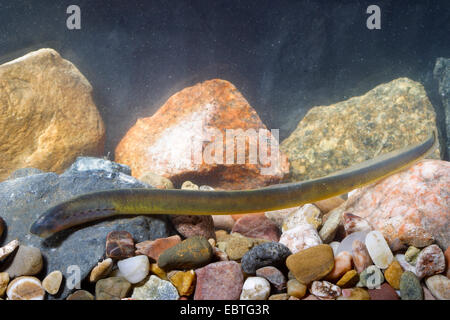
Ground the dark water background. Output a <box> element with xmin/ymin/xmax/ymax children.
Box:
<box><xmin>0</xmin><ymin>0</ymin><xmax>449</xmax><ymax>157</ymax></box>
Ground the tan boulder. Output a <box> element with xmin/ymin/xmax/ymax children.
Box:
<box><xmin>0</xmin><ymin>48</ymin><xmax>105</xmax><ymax>181</ymax></box>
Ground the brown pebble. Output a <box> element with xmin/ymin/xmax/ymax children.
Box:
<box><xmin>106</xmin><ymin>231</ymin><xmax>135</xmax><ymax>259</ymax></box>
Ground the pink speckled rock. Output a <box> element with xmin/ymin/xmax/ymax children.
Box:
<box><xmin>337</xmin><ymin>160</ymin><xmax>450</xmax><ymax>250</ymax></box>
<box><xmin>194</xmin><ymin>261</ymin><xmax>243</xmax><ymax>300</ymax></box>
<box><xmin>232</xmin><ymin>215</ymin><xmax>280</xmax><ymax>242</ymax></box>
<box><xmin>415</xmin><ymin>244</ymin><xmax>445</xmax><ymax>279</ymax></box>
<box><xmin>351</xmin><ymin>240</ymin><xmax>373</xmax><ymax>273</ymax></box>
<box><xmin>310</xmin><ymin>281</ymin><xmax>341</xmax><ymax>300</ymax></box>
<box><xmin>170</xmin><ymin>215</ymin><xmax>216</xmax><ymax>240</ymax></box>
<box><xmin>343</xmin><ymin>213</ymin><xmax>373</xmax><ymax>235</ymax></box>
<box><xmin>279</xmin><ymin>224</ymin><xmax>322</xmax><ymax>254</ymax></box>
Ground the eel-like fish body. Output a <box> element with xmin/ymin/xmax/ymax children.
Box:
<box><xmin>30</xmin><ymin>131</ymin><xmax>437</xmax><ymax>237</ymax></box>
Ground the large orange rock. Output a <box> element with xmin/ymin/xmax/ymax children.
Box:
<box><xmin>334</xmin><ymin>160</ymin><xmax>450</xmax><ymax>250</ymax></box>
<box><xmin>0</xmin><ymin>49</ymin><xmax>105</xmax><ymax>181</ymax></box>
<box><xmin>115</xmin><ymin>79</ymin><xmax>289</xmax><ymax>189</ymax></box>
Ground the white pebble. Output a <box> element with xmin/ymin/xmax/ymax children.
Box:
<box><xmin>240</xmin><ymin>277</ymin><xmax>271</xmax><ymax>300</ymax></box>
<box><xmin>117</xmin><ymin>255</ymin><xmax>150</xmax><ymax>284</ymax></box>
<box><xmin>365</xmin><ymin>231</ymin><xmax>393</xmax><ymax>269</ymax></box>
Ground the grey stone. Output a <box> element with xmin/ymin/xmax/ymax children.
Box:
<box><xmin>0</xmin><ymin>157</ymin><xmax>172</xmax><ymax>299</ymax></box>
<box><xmin>241</xmin><ymin>242</ymin><xmax>291</xmax><ymax>275</ymax></box>
<box><xmin>433</xmin><ymin>57</ymin><xmax>450</xmax><ymax>159</ymax></box>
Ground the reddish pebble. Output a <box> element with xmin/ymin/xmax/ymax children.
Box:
<box><xmin>352</xmin><ymin>240</ymin><xmax>373</xmax><ymax>273</ymax></box>
<box><xmin>415</xmin><ymin>244</ymin><xmax>445</xmax><ymax>279</ymax></box>
<box><xmin>194</xmin><ymin>261</ymin><xmax>243</xmax><ymax>300</ymax></box>
<box><xmin>232</xmin><ymin>215</ymin><xmax>280</xmax><ymax>242</ymax></box>
<box><xmin>368</xmin><ymin>283</ymin><xmax>399</xmax><ymax>300</ymax></box>
<box><xmin>444</xmin><ymin>246</ymin><xmax>450</xmax><ymax>278</ymax></box>
<box><xmin>106</xmin><ymin>231</ymin><xmax>135</xmax><ymax>259</ymax></box>
<box><xmin>325</xmin><ymin>251</ymin><xmax>353</xmax><ymax>282</ymax></box>
<box><xmin>255</xmin><ymin>266</ymin><xmax>287</xmax><ymax>292</ymax></box>
<box><xmin>170</xmin><ymin>215</ymin><xmax>216</xmax><ymax>240</ymax></box>
<box><xmin>135</xmin><ymin>235</ymin><xmax>181</xmax><ymax>261</ymax></box>
<box><xmin>343</xmin><ymin>213</ymin><xmax>372</xmax><ymax>235</ymax></box>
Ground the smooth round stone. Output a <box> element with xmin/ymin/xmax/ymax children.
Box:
<box><xmin>95</xmin><ymin>277</ymin><xmax>132</xmax><ymax>300</ymax></box>
<box><xmin>310</xmin><ymin>281</ymin><xmax>341</xmax><ymax>300</ymax></box>
<box><xmin>287</xmin><ymin>279</ymin><xmax>307</xmax><ymax>299</ymax></box>
<box><xmin>131</xmin><ymin>275</ymin><xmax>179</xmax><ymax>300</ymax></box>
<box><xmin>42</xmin><ymin>270</ymin><xmax>63</xmax><ymax>295</ymax></box>
<box><xmin>286</xmin><ymin>244</ymin><xmax>334</xmax><ymax>285</ymax></box>
<box><xmin>415</xmin><ymin>244</ymin><xmax>445</xmax><ymax>279</ymax></box>
<box><xmin>7</xmin><ymin>276</ymin><xmax>45</xmax><ymax>300</ymax></box>
<box><xmin>325</xmin><ymin>251</ymin><xmax>352</xmax><ymax>282</ymax></box>
<box><xmin>157</xmin><ymin>236</ymin><xmax>213</xmax><ymax>271</ymax></box>
<box><xmin>66</xmin><ymin>290</ymin><xmax>95</xmax><ymax>300</ymax></box>
<box><xmin>400</xmin><ymin>271</ymin><xmax>423</xmax><ymax>300</ymax></box>
<box><xmin>240</xmin><ymin>277</ymin><xmax>271</xmax><ymax>300</ymax></box>
<box><xmin>359</xmin><ymin>265</ymin><xmax>384</xmax><ymax>289</ymax></box>
<box><xmin>318</xmin><ymin>209</ymin><xmax>342</xmax><ymax>243</ymax></box>
<box><xmin>90</xmin><ymin>258</ymin><xmax>113</xmax><ymax>282</ymax></box>
<box><xmin>336</xmin><ymin>231</ymin><xmax>369</xmax><ymax>255</ymax></box>
<box><xmin>105</xmin><ymin>230</ymin><xmax>135</xmax><ymax>259</ymax></box>
<box><xmin>241</xmin><ymin>242</ymin><xmax>291</xmax><ymax>275</ymax></box>
<box><xmin>117</xmin><ymin>255</ymin><xmax>150</xmax><ymax>284</ymax></box>
<box><xmin>0</xmin><ymin>272</ymin><xmax>9</xmax><ymax>297</ymax></box>
<box><xmin>255</xmin><ymin>266</ymin><xmax>287</xmax><ymax>292</ymax></box>
<box><xmin>212</xmin><ymin>215</ymin><xmax>235</xmax><ymax>231</ymax></box>
<box><xmin>336</xmin><ymin>270</ymin><xmax>359</xmax><ymax>288</ymax></box>
<box><xmin>384</xmin><ymin>260</ymin><xmax>403</xmax><ymax>289</ymax></box>
<box><xmin>3</xmin><ymin>245</ymin><xmax>43</xmax><ymax>277</ymax></box>
<box><xmin>365</xmin><ymin>231</ymin><xmax>394</xmax><ymax>269</ymax></box>
<box><xmin>425</xmin><ymin>275</ymin><xmax>450</xmax><ymax>300</ymax></box>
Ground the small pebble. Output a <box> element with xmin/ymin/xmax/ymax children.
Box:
<box><xmin>66</xmin><ymin>290</ymin><xmax>95</xmax><ymax>300</ymax></box>
<box><xmin>240</xmin><ymin>277</ymin><xmax>271</xmax><ymax>300</ymax></box>
<box><xmin>0</xmin><ymin>272</ymin><xmax>9</xmax><ymax>297</ymax></box>
<box><xmin>7</xmin><ymin>276</ymin><xmax>45</xmax><ymax>300</ymax></box>
<box><xmin>325</xmin><ymin>251</ymin><xmax>352</xmax><ymax>282</ymax></box>
<box><xmin>0</xmin><ymin>239</ymin><xmax>19</xmax><ymax>262</ymax></box>
<box><xmin>232</xmin><ymin>215</ymin><xmax>280</xmax><ymax>242</ymax></box>
<box><xmin>336</xmin><ymin>270</ymin><xmax>359</xmax><ymax>288</ymax></box>
<box><xmin>95</xmin><ymin>277</ymin><xmax>132</xmax><ymax>300</ymax></box>
<box><xmin>268</xmin><ymin>293</ymin><xmax>289</xmax><ymax>300</ymax></box>
<box><xmin>415</xmin><ymin>244</ymin><xmax>445</xmax><ymax>279</ymax></box>
<box><xmin>170</xmin><ymin>215</ymin><xmax>216</xmax><ymax>240</ymax></box>
<box><xmin>318</xmin><ymin>209</ymin><xmax>341</xmax><ymax>243</ymax></box>
<box><xmin>106</xmin><ymin>231</ymin><xmax>135</xmax><ymax>259</ymax></box>
<box><xmin>3</xmin><ymin>245</ymin><xmax>43</xmax><ymax>277</ymax></box>
<box><xmin>256</xmin><ymin>266</ymin><xmax>287</xmax><ymax>292</ymax></box>
<box><xmin>365</xmin><ymin>231</ymin><xmax>394</xmax><ymax>269</ymax></box>
<box><xmin>310</xmin><ymin>280</ymin><xmax>341</xmax><ymax>300</ymax></box>
<box><xmin>42</xmin><ymin>270</ymin><xmax>63</xmax><ymax>295</ymax></box>
<box><xmin>384</xmin><ymin>260</ymin><xmax>403</xmax><ymax>289</ymax></box>
<box><xmin>313</xmin><ymin>196</ymin><xmax>345</xmax><ymax>213</ymax></box>
<box><xmin>359</xmin><ymin>265</ymin><xmax>384</xmax><ymax>289</ymax></box>
<box><xmin>211</xmin><ymin>215</ymin><xmax>235</xmax><ymax>231</ymax></box>
<box><xmin>343</xmin><ymin>213</ymin><xmax>372</xmax><ymax>235</ymax></box>
<box><xmin>181</xmin><ymin>181</ymin><xmax>199</xmax><ymax>190</ymax></box>
<box><xmin>368</xmin><ymin>283</ymin><xmax>399</xmax><ymax>300</ymax></box>
<box><xmin>329</xmin><ymin>241</ymin><xmax>340</xmax><ymax>256</ymax></box>
<box><xmin>194</xmin><ymin>261</ymin><xmax>243</xmax><ymax>300</ymax></box>
<box><xmin>157</xmin><ymin>236</ymin><xmax>213</xmax><ymax>271</ymax></box>
<box><xmin>337</xmin><ymin>231</ymin><xmax>369</xmax><ymax>255</ymax></box>
<box><xmin>167</xmin><ymin>270</ymin><xmax>196</xmax><ymax>296</ymax></box>
<box><xmin>282</xmin><ymin>204</ymin><xmax>322</xmax><ymax>231</ymax></box>
<box><xmin>139</xmin><ymin>171</ymin><xmax>174</xmax><ymax>189</ymax></box>
<box><xmin>286</xmin><ymin>244</ymin><xmax>334</xmax><ymax>285</ymax></box>
<box><xmin>132</xmin><ymin>275</ymin><xmax>179</xmax><ymax>300</ymax></box>
<box><xmin>400</xmin><ymin>271</ymin><xmax>423</xmax><ymax>300</ymax></box>
<box><xmin>279</xmin><ymin>223</ymin><xmax>322</xmax><ymax>254</ymax></box>
<box><xmin>90</xmin><ymin>258</ymin><xmax>113</xmax><ymax>282</ymax></box>
<box><xmin>241</xmin><ymin>242</ymin><xmax>291</xmax><ymax>275</ymax></box>
<box><xmin>424</xmin><ymin>275</ymin><xmax>450</xmax><ymax>300</ymax></box>
<box><xmin>337</xmin><ymin>287</ymin><xmax>370</xmax><ymax>300</ymax></box>
<box><xmin>135</xmin><ymin>235</ymin><xmax>181</xmax><ymax>261</ymax></box>
<box><xmin>117</xmin><ymin>255</ymin><xmax>150</xmax><ymax>284</ymax></box>
<box><xmin>150</xmin><ymin>263</ymin><xmax>168</xmax><ymax>280</ymax></box>
<box><xmin>287</xmin><ymin>279</ymin><xmax>307</xmax><ymax>299</ymax></box>
<box><xmin>404</xmin><ymin>246</ymin><xmax>421</xmax><ymax>265</ymax></box>
<box><xmin>395</xmin><ymin>253</ymin><xmax>416</xmax><ymax>274</ymax></box>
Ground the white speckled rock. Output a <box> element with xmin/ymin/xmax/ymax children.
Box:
<box><xmin>240</xmin><ymin>277</ymin><xmax>271</xmax><ymax>300</ymax></box>
<box><xmin>310</xmin><ymin>280</ymin><xmax>342</xmax><ymax>300</ymax></box>
<box><xmin>279</xmin><ymin>223</ymin><xmax>322</xmax><ymax>254</ymax></box>
<box><xmin>365</xmin><ymin>231</ymin><xmax>394</xmax><ymax>269</ymax></box>
<box><xmin>131</xmin><ymin>275</ymin><xmax>179</xmax><ymax>300</ymax></box>
<box><xmin>343</xmin><ymin>213</ymin><xmax>373</xmax><ymax>235</ymax></box>
<box><xmin>425</xmin><ymin>275</ymin><xmax>450</xmax><ymax>300</ymax></box>
<box><xmin>117</xmin><ymin>255</ymin><xmax>150</xmax><ymax>284</ymax></box>
<box><xmin>282</xmin><ymin>204</ymin><xmax>322</xmax><ymax>231</ymax></box>
<box><xmin>415</xmin><ymin>244</ymin><xmax>445</xmax><ymax>279</ymax></box>
<box><xmin>7</xmin><ymin>276</ymin><xmax>45</xmax><ymax>300</ymax></box>
<box><xmin>395</xmin><ymin>254</ymin><xmax>417</xmax><ymax>274</ymax></box>
<box><xmin>265</xmin><ymin>207</ymin><xmax>299</xmax><ymax>228</ymax></box>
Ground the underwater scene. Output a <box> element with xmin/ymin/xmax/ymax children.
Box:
<box><xmin>0</xmin><ymin>0</ymin><xmax>449</xmax><ymax>302</ymax></box>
